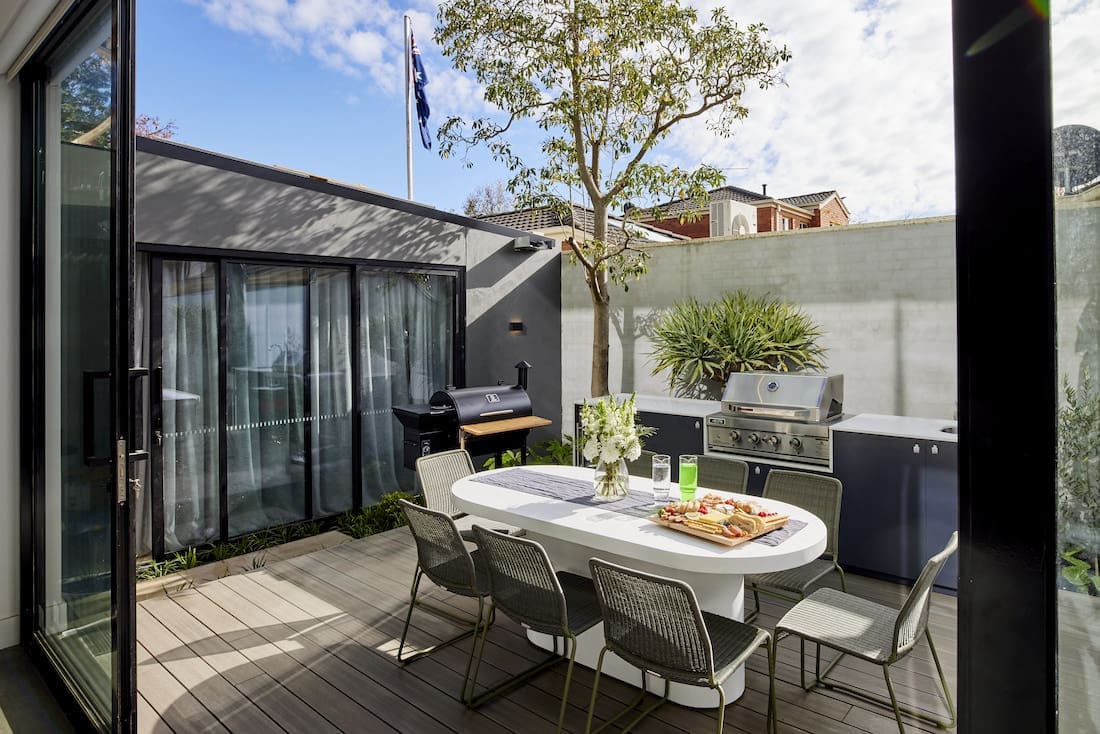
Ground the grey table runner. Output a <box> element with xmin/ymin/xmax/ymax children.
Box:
<box><xmin>470</xmin><ymin>468</ymin><xmax>807</xmax><ymax>545</ymax></box>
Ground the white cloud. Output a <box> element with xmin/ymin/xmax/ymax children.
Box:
<box><xmin>662</xmin><ymin>0</ymin><xmax>957</xmax><ymax>222</ymax></box>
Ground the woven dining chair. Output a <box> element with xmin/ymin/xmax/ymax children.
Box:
<box><xmin>698</xmin><ymin>455</ymin><xmax>749</xmax><ymax>494</ymax></box>
<box><xmin>773</xmin><ymin>531</ymin><xmax>958</xmax><ymax>733</ymax></box>
<box><xmin>625</xmin><ymin>450</ymin><xmax>654</xmax><ymax>478</ymax></box>
<box><xmin>415</xmin><ymin>448</ymin><xmax>523</xmax><ymax>540</ymax></box>
<box><xmin>466</xmin><ymin>526</ymin><xmax>603</xmax><ymax>732</ymax></box>
<box><xmin>585</xmin><ymin>558</ymin><xmax>776</xmax><ymax>734</ymax></box>
<box><xmin>396</xmin><ymin>500</ymin><xmax>494</xmax><ymax>701</ymax></box>
<box><xmin>744</xmin><ymin>470</ymin><xmax>845</xmax><ymax>622</ymax></box>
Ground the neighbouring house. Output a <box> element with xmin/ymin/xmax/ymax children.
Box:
<box><xmin>632</xmin><ymin>185</ymin><xmax>851</xmax><ymax>238</ymax></box>
<box><xmin>479</xmin><ymin>203</ymin><xmax>688</xmax><ymax>249</ymax></box>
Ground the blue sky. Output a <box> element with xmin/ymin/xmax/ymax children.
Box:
<box><xmin>137</xmin><ymin>1</ymin><xmax>1097</xmax><ymax>222</ymax></box>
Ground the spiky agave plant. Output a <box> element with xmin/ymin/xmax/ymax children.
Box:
<box><xmin>650</xmin><ymin>291</ymin><xmax>826</xmax><ymax>397</ymax></box>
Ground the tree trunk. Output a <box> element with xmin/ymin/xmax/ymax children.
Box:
<box><xmin>591</xmin><ymin>278</ymin><xmax>610</xmax><ymax>396</ymax></box>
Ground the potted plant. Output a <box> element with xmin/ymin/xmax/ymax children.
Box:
<box><xmin>649</xmin><ymin>291</ymin><xmax>827</xmax><ymax>398</ymax></box>
<box><xmin>1057</xmin><ymin>372</ymin><xmax>1100</xmax><ymax>595</ymax></box>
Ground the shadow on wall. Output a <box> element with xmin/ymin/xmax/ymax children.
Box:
<box><xmin>136</xmin><ymin>154</ymin><xmax>466</xmax><ymax>264</ymax></box>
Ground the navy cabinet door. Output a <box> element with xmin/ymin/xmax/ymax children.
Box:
<box><xmin>636</xmin><ymin>410</ymin><xmax>705</xmax><ymax>480</ymax></box>
<box><xmin>834</xmin><ymin>432</ymin><xmax>925</xmax><ymax>582</ymax></box>
<box><xmin>922</xmin><ymin>440</ymin><xmax>959</xmax><ymax>590</ymax></box>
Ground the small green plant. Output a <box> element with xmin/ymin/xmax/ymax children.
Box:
<box><xmin>1057</xmin><ymin>372</ymin><xmax>1100</xmax><ymax>595</ymax></box>
<box><xmin>1060</xmin><ymin>546</ymin><xmax>1100</xmax><ymax>595</ymax></box>
<box><xmin>482</xmin><ymin>436</ymin><xmax>576</xmax><ymax>469</ymax></box>
<box><xmin>649</xmin><ymin>291</ymin><xmax>826</xmax><ymax>397</ymax></box>
<box><xmin>337</xmin><ymin>491</ymin><xmax>421</xmax><ymax>539</ymax></box>
<box><xmin>136</xmin><ymin>546</ymin><xmax>199</xmax><ymax>581</ymax></box>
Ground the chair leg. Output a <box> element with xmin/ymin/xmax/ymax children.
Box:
<box><xmin>882</xmin><ymin>664</ymin><xmax>908</xmax><ymax>734</ymax></box>
<box><xmin>836</xmin><ymin>563</ymin><xmax>848</xmax><ymax>592</ymax></box>
<box><xmin>713</xmin><ymin>680</ymin><xmax>726</xmax><ymax>734</ymax></box>
<box><xmin>460</xmin><ymin>597</ymin><xmax>490</xmax><ymax>703</ymax></box>
<box><xmin>555</xmin><ymin>634</ymin><xmax>580</xmax><ymax>734</ymax></box>
<box><xmin>765</xmin><ymin>637</ymin><xmax>778</xmax><ymax>734</ymax></box>
<box><xmin>396</xmin><ymin>569</ymin><xmax>423</xmax><ymax>663</ymax></box>
<box><xmin>584</xmin><ymin>647</ymin><xmax>608</xmax><ymax>734</ymax></box>
<box><xmin>926</xmin><ymin>629</ymin><xmax>958</xmax><ymax>729</ymax></box>
<box><xmin>749</xmin><ymin>586</ymin><xmax>762</xmax><ymax>623</ymax></box>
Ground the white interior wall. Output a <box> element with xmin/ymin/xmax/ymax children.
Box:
<box><xmin>0</xmin><ymin>71</ymin><xmax>22</xmax><ymax>650</ymax></box>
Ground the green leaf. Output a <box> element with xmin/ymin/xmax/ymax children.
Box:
<box><xmin>1062</xmin><ymin>564</ymin><xmax>1090</xmax><ymax>588</ymax></box>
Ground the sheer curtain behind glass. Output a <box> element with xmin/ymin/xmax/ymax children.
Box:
<box><xmin>161</xmin><ymin>260</ymin><xmax>220</xmax><ymax>551</ymax></box>
<box><xmin>312</xmin><ymin>269</ymin><xmax>353</xmax><ymax>514</ymax></box>
<box><xmin>360</xmin><ymin>272</ymin><xmax>454</xmax><ymax>500</ymax></box>
<box><xmin>227</xmin><ymin>264</ymin><xmax>307</xmax><ymax>536</ymax></box>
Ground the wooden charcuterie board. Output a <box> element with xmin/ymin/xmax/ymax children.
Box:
<box><xmin>645</xmin><ymin>513</ymin><xmax>789</xmax><ymax>548</ymax></box>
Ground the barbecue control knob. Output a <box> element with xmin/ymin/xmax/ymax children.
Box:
<box><xmin>789</xmin><ymin>437</ymin><xmax>802</xmax><ymax>449</ymax></box>
<box><xmin>764</xmin><ymin>435</ymin><xmax>780</xmax><ymax>447</ymax></box>
<box><xmin>729</xmin><ymin>430</ymin><xmax>740</xmax><ymax>442</ymax></box>
<box><xmin>747</xmin><ymin>433</ymin><xmax>760</xmax><ymax>445</ymax></box>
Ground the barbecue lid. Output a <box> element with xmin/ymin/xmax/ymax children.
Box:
<box><xmin>720</xmin><ymin>372</ymin><xmax>843</xmax><ymax>421</ymax></box>
<box><xmin>430</xmin><ymin>386</ymin><xmax>533</xmax><ymax>425</ymax></box>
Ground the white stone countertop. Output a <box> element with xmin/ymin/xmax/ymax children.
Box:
<box><xmin>832</xmin><ymin>413</ymin><xmax>958</xmax><ymax>443</ymax></box>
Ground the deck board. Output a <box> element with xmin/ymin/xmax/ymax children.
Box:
<box><xmin>138</xmin><ymin>528</ymin><xmax>958</xmax><ymax>733</ymax></box>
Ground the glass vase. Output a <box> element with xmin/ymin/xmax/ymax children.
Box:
<box><xmin>593</xmin><ymin>457</ymin><xmax>630</xmax><ymax>501</ymax></box>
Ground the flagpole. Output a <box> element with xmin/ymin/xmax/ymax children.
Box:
<box><xmin>404</xmin><ymin>15</ymin><xmax>414</xmax><ymax>200</ymax></box>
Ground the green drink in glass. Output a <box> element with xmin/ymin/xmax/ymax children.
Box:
<box><xmin>678</xmin><ymin>455</ymin><xmax>698</xmax><ymax>501</ymax></box>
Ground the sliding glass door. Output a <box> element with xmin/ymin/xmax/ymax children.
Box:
<box><xmin>143</xmin><ymin>255</ymin><xmax>458</xmax><ymax>555</ymax></box>
<box><xmin>23</xmin><ymin>0</ymin><xmax>136</xmax><ymax>730</ymax></box>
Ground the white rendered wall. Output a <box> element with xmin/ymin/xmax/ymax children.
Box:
<box><xmin>561</xmin><ymin>217</ymin><xmax>959</xmax><ymax>434</ymax></box>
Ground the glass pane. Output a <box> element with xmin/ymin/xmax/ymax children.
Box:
<box><xmin>360</xmin><ymin>272</ymin><xmax>454</xmax><ymax>500</ymax></box>
<box><xmin>312</xmin><ymin>269</ymin><xmax>354</xmax><ymax>514</ymax></box>
<box><xmin>226</xmin><ymin>264</ymin><xmax>307</xmax><ymax>535</ymax></box>
<box><xmin>39</xmin><ymin>3</ymin><xmax>114</xmax><ymax>719</ymax></box>
<box><xmin>161</xmin><ymin>261</ymin><xmax>220</xmax><ymax>550</ymax></box>
<box><xmin>1054</xmin><ymin>4</ymin><xmax>1100</xmax><ymax>728</ymax></box>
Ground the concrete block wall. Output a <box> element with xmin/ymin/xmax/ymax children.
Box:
<box><xmin>561</xmin><ymin>216</ymin><xmax>959</xmax><ymax>434</ymax></box>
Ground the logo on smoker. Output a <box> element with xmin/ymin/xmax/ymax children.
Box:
<box><xmin>485</xmin><ymin>393</ymin><xmax>500</xmax><ymax>403</ymax></box>
<box><xmin>767</xmin><ymin>381</ymin><xmax>779</xmax><ymax>392</ymax></box>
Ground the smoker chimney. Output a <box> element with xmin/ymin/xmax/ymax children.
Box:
<box><xmin>762</xmin><ymin>183</ymin><xmax>768</xmax><ymax>196</ymax></box>
<box><xmin>515</xmin><ymin>360</ymin><xmax>532</xmax><ymax>390</ymax></box>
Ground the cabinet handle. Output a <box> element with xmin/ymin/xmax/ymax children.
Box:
<box><xmin>695</xmin><ymin>421</ymin><xmax>700</xmax><ymax>429</ymax></box>
<box><xmin>913</xmin><ymin>443</ymin><xmax>921</xmax><ymax>454</ymax></box>
<box><xmin>754</xmin><ymin>466</ymin><xmax>761</xmax><ymax>474</ymax></box>
<box><xmin>931</xmin><ymin>444</ymin><xmax>939</xmax><ymax>455</ymax></box>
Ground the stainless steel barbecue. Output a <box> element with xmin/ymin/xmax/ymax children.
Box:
<box><xmin>706</xmin><ymin>372</ymin><xmax>843</xmax><ymax>467</ymax></box>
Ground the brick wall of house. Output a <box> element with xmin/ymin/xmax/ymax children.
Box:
<box><xmin>636</xmin><ymin>212</ymin><xmax>710</xmax><ymax>238</ymax></box>
<box><xmin>757</xmin><ymin>205</ymin><xmax>777</xmax><ymax>232</ymax></box>
<box><xmin>815</xmin><ymin>196</ymin><xmax>850</xmax><ymax>227</ymax></box>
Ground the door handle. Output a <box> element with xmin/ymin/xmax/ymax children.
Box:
<box><xmin>128</xmin><ymin>367</ymin><xmax>150</xmax><ymax>463</ymax></box>
<box><xmin>913</xmin><ymin>443</ymin><xmax>921</xmax><ymax>454</ymax></box>
<box><xmin>83</xmin><ymin>370</ymin><xmax>112</xmax><ymax>466</ymax></box>
<box><xmin>931</xmin><ymin>444</ymin><xmax>939</xmax><ymax>455</ymax></box>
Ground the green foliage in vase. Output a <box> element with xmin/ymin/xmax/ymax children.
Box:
<box><xmin>649</xmin><ymin>291</ymin><xmax>826</xmax><ymax>397</ymax></box>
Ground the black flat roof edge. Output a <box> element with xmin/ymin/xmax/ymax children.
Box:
<box><xmin>136</xmin><ymin>136</ymin><xmax>555</xmax><ymax>246</ymax></box>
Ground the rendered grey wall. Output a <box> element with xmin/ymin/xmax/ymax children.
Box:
<box><xmin>1056</xmin><ymin>198</ymin><xmax>1100</xmax><ymax>392</ymax></box>
<box><xmin>135</xmin><ymin>147</ymin><xmax>562</xmax><ymax>444</ymax></box>
<box><xmin>561</xmin><ymin>217</ymin><xmax>958</xmax><ymax>428</ymax></box>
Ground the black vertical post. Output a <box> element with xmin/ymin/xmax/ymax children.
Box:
<box><xmin>149</xmin><ymin>257</ymin><xmax>164</xmax><ymax>560</ymax></box>
<box><xmin>952</xmin><ymin>2</ymin><xmax>1057</xmax><ymax>733</ymax></box>
<box><xmin>350</xmin><ymin>266</ymin><xmax>363</xmax><ymax>510</ymax></box>
<box><xmin>217</xmin><ymin>261</ymin><xmax>230</xmax><ymax>541</ymax></box>
<box><xmin>303</xmin><ymin>268</ymin><xmax>313</xmax><ymax>520</ymax></box>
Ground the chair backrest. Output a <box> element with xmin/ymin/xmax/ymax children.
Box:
<box><xmin>763</xmin><ymin>470</ymin><xmax>843</xmax><ymax>559</ymax></box>
<box><xmin>698</xmin><ymin>455</ymin><xmax>749</xmax><ymax>494</ymax></box>
<box><xmin>626</xmin><ymin>450</ymin><xmax>655</xmax><ymax>478</ymax></box>
<box><xmin>891</xmin><ymin>531</ymin><xmax>959</xmax><ymax>661</ymax></box>
<box><xmin>588</xmin><ymin>558</ymin><xmax>715</xmax><ymax>685</ymax></box>
<box><xmin>416</xmin><ymin>449</ymin><xmax>475</xmax><ymax>517</ymax></box>
<box><xmin>400</xmin><ymin>499</ymin><xmax>478</xmax><ymax>595</ymax></box>
<box><xmin>471</xmin><ymin>526</ymin><xmax>568</xmax><ymax>636</ymax></box>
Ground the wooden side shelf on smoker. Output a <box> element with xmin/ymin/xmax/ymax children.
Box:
<box><xmin>458</xmin><ymin>415</ymin><xmax>552</xmax><ymax>465</ymax></box>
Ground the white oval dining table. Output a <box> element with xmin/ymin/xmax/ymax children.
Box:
<box><xmin>451</xmin><ymin>464</ymin><xmax>827</xmax><ymax>707</ymax></box>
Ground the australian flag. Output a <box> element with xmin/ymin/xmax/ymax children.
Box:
<box><xmin>411</xmin><ymin>34</ymin><xmax>431</xmax><ymax>150</ymax></box>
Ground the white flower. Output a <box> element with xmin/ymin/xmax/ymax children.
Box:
<box><xmin>579</xmin><ymin>393</ymin><xmax>648</xmax><ymax>466</ymax></box>
<box><xmin>599</xmin><ymin>443</ymin><xmax>621</xmax><ymax>464</ymax></box>
<box><xmin>582</xmin><ymin>438</ymin><xmax>599</xmax><ymax>462</ymax></box>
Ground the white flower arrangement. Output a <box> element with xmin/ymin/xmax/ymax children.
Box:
<box><xmin>579</xmin><ymin>393</ymin><xmax>653</xmax><ymax>465</ymax></box>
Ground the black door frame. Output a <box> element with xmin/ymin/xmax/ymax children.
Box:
<box><xmin>952</xmin><ymin>1</ymin><xmax>1057</xmax><ymax>732</ymax></box>
<box><xmin>18</xmin><ymin>0</ymin><xmax>137</xmax><ymax>731</ymax></box>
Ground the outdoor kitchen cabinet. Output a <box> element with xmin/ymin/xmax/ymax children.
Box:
<box><xmin>832</xmin><ymin>428</ymin><xmax>958</xmax><ymax>590</ymax></box>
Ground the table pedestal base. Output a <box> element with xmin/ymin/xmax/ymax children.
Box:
<box><xmin>526</xmin><ymin>533</ymin><xmax>746</xmax><ymax>708</ymax></box>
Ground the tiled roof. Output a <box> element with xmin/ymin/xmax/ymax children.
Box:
<box><xmin>651</xmin><ymin>186</ymin><xmax>840</xmax><ymax>216</ymax></box>
<box><xmin>778</xmin><ymin>191</ymin><xmax>836</xmax><ymax>208</ymax></box>
<box><xmin>478</xmin><ymin>204</ymin><xmax>683</xmax><ymax>245</ymax></box>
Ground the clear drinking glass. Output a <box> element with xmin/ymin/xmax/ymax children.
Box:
<box><xmin>679</xmin><ymin>455</ymin><xmax>699</xmax><ymax>501</ymax></box>
<box><xmin>651</xmin><ymin>454</ymin><xmax>671</xmax><ymax>506</ymax></box>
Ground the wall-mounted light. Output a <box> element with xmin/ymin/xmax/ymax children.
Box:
<box><xmin>512</xmin><ymin>235</ymin><xmax>556</xmax><ymax>251</ymax></box>
<box><xmin>508</xmin><ymin>320</ymin><xmax>525</xmax><ymax>334</ymax></box>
